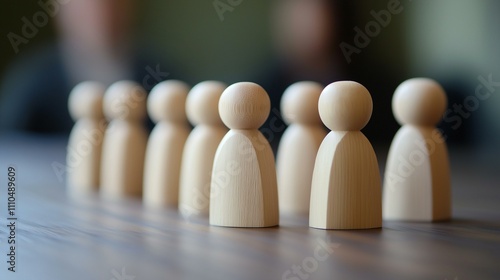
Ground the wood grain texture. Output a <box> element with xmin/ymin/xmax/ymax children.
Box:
<box><xmin>209</xmin><ymin>130</ymin><xmax>279</xmax><ymax>227</ymax></box>
<box><xmin>310</xmin><ymin>81</ymin><xmax>381</xmax><ymax>229</ymax></box>
<box><xmin>310</xmin><ymin>131</ymin><xmax>382</xmax><ymax>229</ymax></box>
<box><xmin>209</xmin><ymin>82</ymin><xmax>279</xmax><ymax>227</ymax></box>
<box><xmin>0</xmin><ymin>135</ymin><xmax>499</xmax><ymax>280</ymax></box>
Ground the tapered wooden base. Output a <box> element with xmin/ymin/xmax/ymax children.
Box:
<box><xmin>310</xmin><ymin>131</ymin><xmax>382</xmax><ymax>230</ymax></box>
<box><xmin>383</xmin><ymin>126</ymin><xmax>451</xmax><ymax>221</ymax></box>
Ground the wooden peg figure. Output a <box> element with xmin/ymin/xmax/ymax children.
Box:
<box><xmin>143</xmin><ymin>80</ymin><xmax>190</xmax><ymax>208</ymax></box>
<box><xmin>67</xmin><ymin>81</ymin><xmax>106</xmax><ymax>195</ymax></box>
<box><xmin>100</xmin><ymin>81</ymin><xmax>148</xmax><ymax>198</ymax></box>
<box><xmin>210</xmin><ymin>82</ymin><xmax>279</xmax><ymax>227</ymax></box>
<box><xmin>179</xmin><ymin>81</ymin><xmax>228</xmax><ymax>217</ymax></box>
<box><xmin>276</xmin><ymin>82</ymin><xmax>326</xmax><ymax>215</ymax></box>
<box><xmin>383</xmin><ymin>78</ymin><xmax>451</xmax><ymax>221</ymax></box>
<box><xmin>309</xmin><ymin>81</ymin><xmax>382</xmax><ymax>230</ymax></box>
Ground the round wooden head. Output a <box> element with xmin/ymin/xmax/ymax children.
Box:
<box><xmin>148</xmin><ymin>80</ymin><xmax>190</xmax><ymax>124</ymax></box>
<box><xmin>186</xmin><ymin>81</ymin><xmax>227</xmax><ymax>126</ymax></box>
<box><xmin>103</xmin><ymin>81</ymin><xmax>147</xmax><ymax>121</ymax></box>
<box><xmin>319</xmin><ymin>81</ymin><xmax>373</xmax><ymax>131</ymax></box>
<box><xmin>392</xmin><ymin>78</ymin><xmax>447</xmax><ymax>126</ymax></box>
<box><xmin>68</xmin><ymin>81</ymin><xmax>105</xmax><ymax>121</ymax></box>
<box><xmin>219</xmin><ymin>82</ymin><xmax>270</xmax><ymax>130</ymax></box>
<box><xmin>281</xmin><ymin>81</ymin><xmax>323</xmax><ymax>125</ymax></box>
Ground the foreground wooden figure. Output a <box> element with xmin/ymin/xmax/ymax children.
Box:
<box><xmin>210</xmin><ymin>82</ymin><xmax>279</xmax><ymax>227</ymax></box>
<box><xmin>179</xmin><ymin>81</ymin><xmax>228</xmax><ymax>217</ymax></box>
<box><xmin>143</xmin><ymin>81</ymin><xmax>190</xmax><ymax>208</ymax></box>
<box><xmin>101</xmin><ymin>81</ymin><xmax>148</xmax><ymax>198</ymax></box>
<box><xmin>276</xmin><ymin>82</ymin><xmax>326</xmax><ymax>215</ymax></box>
<box><xmin>67</xmin><ymin>81</ymin><xmax>106</xmax><ymax>195</ymax></box>
<box><xmin>309</xmin><ymin>81</ymin><xmax>382</xmax><ymax>230</ymax></box>
<box><xmin>383</xmin><ymin>78</ymin><xmax>451</xmax><ymax>221</ymax></box>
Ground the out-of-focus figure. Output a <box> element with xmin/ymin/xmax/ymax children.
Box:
<box><xmin>56</xmin><ymin>0</ymin><xmax>137</xmax><ymax>86</ymax></box>
<box><xmin>258</xmin><ymin>0</ymin><xmax>401</xmax><ymax>147</ymax></box>
<box><xmin>257</xmin><ymin>0</ymin><xmax>348</xmax><ymax>148</ymax></box>
<box><xmin>260</xmin><ymin>0</ymin><xmax>347</xmax><ymax>103</ymax></box>
<box><xmin>0</xmin><ymin>0</ymin><xmax>179</xmax><ymax>133</ymax></box>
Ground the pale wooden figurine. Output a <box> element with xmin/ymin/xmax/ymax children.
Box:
<box><xmin>210</xmin><ymin>82</ymin><xmax>279</xmax><ymax>227</ymax></box>
<box><xmin>179</xmin><ymin>81</ymin><xmax>228</xmax><ymax>217</ymax></box>
<box><xmin>383</xmin><ymin>78</ymin><xmax>451</xmax><ymax>221</ymax></box>
<box><xmin>309</xmin><ymin>81</ymin><xmax>382</xmax><ymax>230</ymax></box>
<box><xmin>100</xmin><ymin>81</ymin><xmax>148</xmax><ymax>198</ymax></box>
<box><xmin>143</xmin><ymin>80</ymin><xmax>190</xmax><ymax>208</ymax></box>
<box><xmin>276</xmin><ymin>81</ymin><xmax>326</xmax><ymax>215</ymax></box>
<box><xmin>67</xmin><ymin>81</ymin><xmax>106</xmax><ymax>195</ymax></box>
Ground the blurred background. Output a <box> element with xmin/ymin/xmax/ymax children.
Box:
<box><xmin>0</xmin><ymin>0</ymin><xmax>499</xmax><ymax>160</ymax></box>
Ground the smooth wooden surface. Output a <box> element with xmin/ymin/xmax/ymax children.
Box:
<box><xmin>179</xmin><ymin>81</ymin><xmax>227</xmax><ymax>217</ymax></box>
<box><xmin>66</xmin><ymin>81</ymin><xmax>106</xmax><ymax>194</ymax></box>
<box><xmin>310</xmin><ymin>81</ymin><xmax>381</xmax><ymax>229</ymax></box>
<box><xmin>143</xmin><ymin>80</ymin><xmax>190</xmax><ymax>208</ymax></box>
<box><xmin>384</xmin><ymin>78</ymin><xmax>451</xmax><ymax>221</ymax></box>
<box><xmin>0</xmin><ymin>134</ymin><xmax>499</xmax><ymax>280</ymax></box>
<box><xmin>277</xmin><ymin>81</ymin><xmax>326</xmax><ymax>215</ymax></box>
<box><xmin>100</xmin><ymin>81</ymin><xmax>148</xmax><ymax>198</ymax></box>
<box><xmin>211</xmin><ymin>82</ymin><xmax>278</xmax><ymax>227</ymax></box>
<box><xmin>383</xmin><ymin>126</ymin><xmax>451</xmax><ymax>221</ymax></box>
<box><xmin>277</xmin><ymin>125</ymin><xmax>325</xmax><ymax>214</ymax></box>
<box><xmin>310</xmin><ymin>131</ymin><xmax>382</xmax><ymax>229</ymax></box>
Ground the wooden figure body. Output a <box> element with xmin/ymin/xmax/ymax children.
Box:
<box><xmin>67</xmin><ymin>81</ymin><xmax>106</xmax><ymax>195</ymax></box>
<box><xmin>179</xmin><ymin>81</ymin><xmax>228</xmax><ymax>217</ymax></box>
<box><xmin>143</xmin><ymin>80</ymin><xmax>190</xmax><ymax>208</ymax></box>
<box><xmin>210</xmin><ymin>82</ymin><xmax>279</xmax><ymax>227</ymax></box>
<box><xmin>276</xmin><ymin>82</ymin><xmax>326</xmax><ymax>215</ymax></box>
<box><xmin>309</xmin><ymin>81</ymin><xmax>382</xmax><ymax>230</ymax></box>
<box><xmin>383</xmin><ymin>78</ymin><xmax>451</xmax><ymax>221</ymax></box>
<box><xmin>100</xmin><ymin>81</ymin><xmax>148</xmax><ymax>198</ymax></box>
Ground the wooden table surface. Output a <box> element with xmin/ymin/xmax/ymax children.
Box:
<box><xmin>0</xmin><ymin>134</ymin><xmax>499</xmax><ymax>280</ymax></box>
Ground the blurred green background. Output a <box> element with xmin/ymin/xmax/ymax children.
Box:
<box><xmin>1</xmin><ymin>0</ymin><xmax>499</xmax><ymax>157</ymax></box>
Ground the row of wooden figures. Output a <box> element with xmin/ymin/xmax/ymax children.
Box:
<box><xmin>67</xmin><ymin>78</ymin><xmax>451</xmax><ymax>229</ymax></box>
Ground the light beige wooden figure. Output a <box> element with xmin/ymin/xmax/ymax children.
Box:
<box><xmin>143</xmin><ymin>80</ymin><xmax>190</xmax><ymax>208</ymax></box>
<box><xmin>100</xmin><ymin>81</ymin><xmax>148</xmax><ymax>198</ymax></box>
<box><xmin>309</xmin><ymin>81</ymin><xmax>382</xmax><ymax>230</ymax></box>
<box><xmin>67</xmin><ymin>81</ymin><xmax>106</xmax><ymax>195</ymax></box>
<box><xmin>276</xmin><ymin>82</ymin><xmax>326</xmax><ymax>215</ymax></box>
<box><xmin>209</xmin><ymin>82</ymin><xmax>279</xmax><ymax>227</ymax></box>
<box><xmin>179</xmin><ymin>81</ymin><xmax>228</xmax><ymax>217</ymax></box>
<box><xmin>383</xmin><ymin>78</ymin><xmax>451</xmax><ymax>221</ymax></box>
